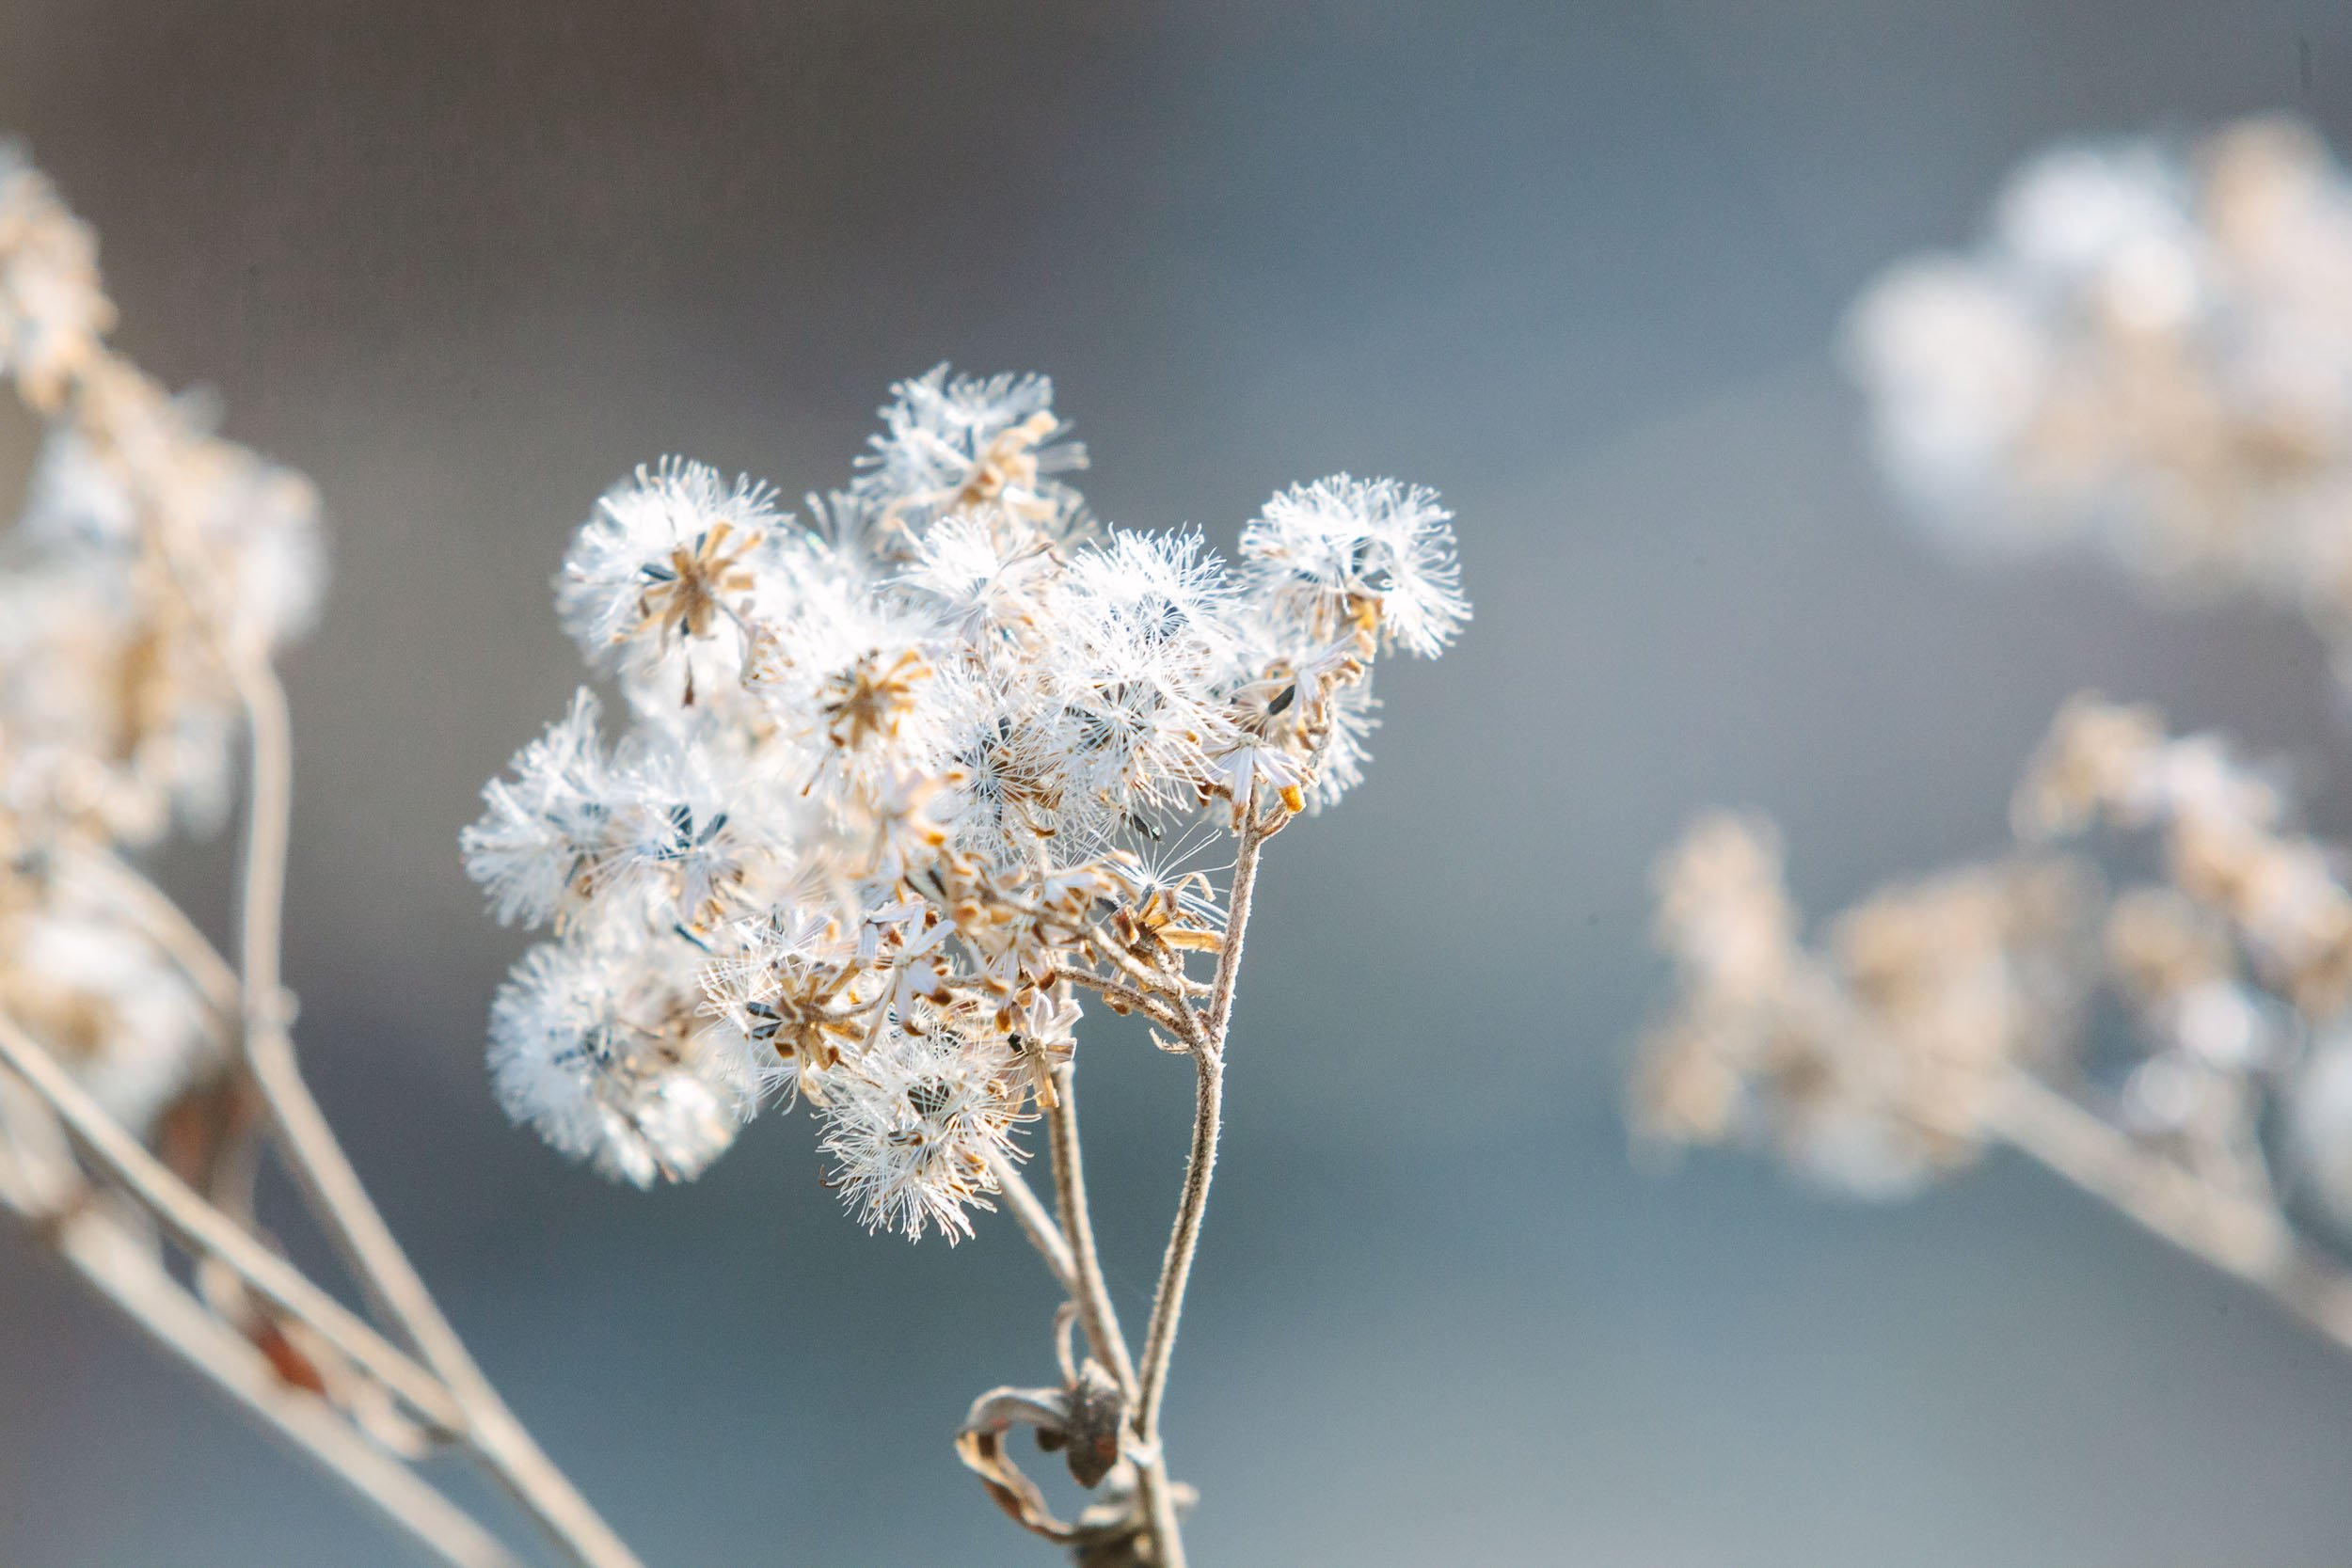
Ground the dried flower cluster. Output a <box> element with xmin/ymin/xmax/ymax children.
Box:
<box><xmin>1645</xmin><ymin>116</ymin><xmax>2352</xmax><ymax>1361</ymax></box>
<box><xmin>1640</xmin><ymin>698</ymin><xmax>2352</xmax><ymax>1212</ymax></box>
<box><xmin>1845</xmin><ymin>118</ymin><xmax>2352</xmax><ymax>682</ymax></box>
<box><xmin>1637</xmin><ymin>812</ymin><xmax>2087</xmax><ymax>1197</ymax></box>
<box><xmin>464</xmin><ymin>370</ymin><xmax>1467</xmax><ymax>1233</ymax></box>
<box><xmin>0</xmin><ymin>140</ymin><xmax>321</xmax><ymax>1171</ymax></box>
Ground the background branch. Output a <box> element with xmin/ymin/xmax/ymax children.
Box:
<box><xmin>1993</xmin><ymin>1072</ymin><xmax>2352</xmax><ymax>1354</ymax></box>
<box><xmin>227</xmin><ymin>658</ymin><xmax>647</xmax><ymax>1568</ymax></box>
<box><xmin>51</xmin><ymin>1204</ymin><xmax>518</xmax><ymax>1568</ymax></box>
<box><xmin>0</xmin><ymin>1009</ymin><xmax>463</xmax><ymax>1433</ymax></box>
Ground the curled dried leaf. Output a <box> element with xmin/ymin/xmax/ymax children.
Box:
<box><xmin>955</xmin><ymin>1363</ymin><xmax>1137</xmax><ymax>1544</ymax></box>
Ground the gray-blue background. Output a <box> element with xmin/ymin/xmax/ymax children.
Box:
<box><xmin>5</xmin><ymin>4</ymin><xmax>2352</xmax><ymax>1563</ymax></box>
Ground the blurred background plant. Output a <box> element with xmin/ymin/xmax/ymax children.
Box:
<box><xmin>0</xmin><ymin>140</ymin><xmax>657</xmax><ymax>1568</ymax></box>
<box><xmin>1640</xmin><ymin>119</ymin><xmax>2352</xmax><ymax>1360</ymax></box>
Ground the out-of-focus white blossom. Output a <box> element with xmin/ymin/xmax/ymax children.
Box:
<box><xmin>0</xmin><ymin>143</ymin><xmax>111</xmax><ymax>409</ymax></box>
<box><xmin>1841</xmin><ymin>262</ymin><xmax>2049</xmax><ymax>536</ymax></box>
<box><xmin>1643</xmin><ymin>696</ymin><xmax>2352</xmax><ymax>1241</ymax></box>
<box><xmin>1645</xmin><ymin>113</ymin><xmax>2352</xmax><ymax>1370</ymax></box>
<box><xmin>0</xmin><ymin>146</ymin><xmax>319</xmax><ymax>1176</ymax></box>
<box><xmin>0</xmin><ymin>563</ymin><xmax>240</xmax><ymax>843</ymax></box>
<box><xmin>1636</xmin><ymin>813</ymin><xmax>2088</xmax><ymax>1196</ymax></box>
<box><xmin>0</xmin><ymin>883</ymin><xmax>216</xmax><ymax>1134</ymax></box>
<box><xmin>0</xmin><ymin>157</ymin><xmax>324</xmax><ymax>850</ymax></box>
<box><xmin>1845</xmin><ymin>118</ymin><xmax>2352</xmax><ymax>684</ymax></box>
<box><xmin>467</xmin><ymin>365</ymin><xmax>1469</xmax><ymax>1218</ymax></box>
<box><xmin>2016</xmin><ymin>695</ymin><xmax>2352</xmax><ymax>1019</ymax></box>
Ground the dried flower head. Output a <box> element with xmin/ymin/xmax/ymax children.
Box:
<box><xmin>487</xmin><ymin>924</ymin><xmax>754</xmax><ymax>1189</ymax></box>
<box><xmin>1240</xmin><ymin>475</ymin><xmax>1469</xmax><ymax>658</ymax></box>
<box><xmin>815</xmin><ymin>1020</ymin><xmax>1028</xmax><ymax>1242</ymax></box>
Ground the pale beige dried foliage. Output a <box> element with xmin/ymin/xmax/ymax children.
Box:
<box><xmin>1847</xmin><ymin>119</ymin><xmax>2352</xmax><ymax>687</ymax></box>
<box><xmin>1647</xmin><ymin>115</ymin><xmax>2352</xmax><ymax>1359</ymax></box>
<box><xmin>1638</xmin><ymin>699</ymin><xmax>2352</xmax><ymax>1348</ymax></box>
<box><xmin>1639</xmin><ymin>813</ymin><xmax>2088</xmax><ymax>1197</ymax></box>
<box><xmin>0</xmin><ymin>143</ymin><xmax>637</xmax><ymax>1568</ymax></box>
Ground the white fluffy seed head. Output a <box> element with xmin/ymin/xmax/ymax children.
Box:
<box><xmin>487</xmin><ymin>923</ymin><xmax>755</xmax><ymax>1188</ymax></box>
<box><xmin>853</xmin><ymin>365</ymin><xmax>1087</xmax><ymax>542</ymax></box>
<box><xmin>598</xmin><ymin>725</ymin><xmax>800</xmax><ymax>933</ymax></box>
<box><xmin>463</xmin><ymin>689</ymin><xmax>613</xmax><ymax>929</ymax></box>
<box><xmin>557</xmin><ymin>458</ymin><xmax>785</xmax><ymax>694</ymax></box>
<box><xmin>815</xmin><ymin>1022</ymin><xmax>1026</xmax><ymax>1242</ymax></box>
<box><xmin>1242</xmin><ymin>475</ymin><xmax>1469</xmax><ymax>658</ymax></box>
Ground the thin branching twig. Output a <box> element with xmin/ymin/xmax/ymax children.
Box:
<box><xmin>226</xmin><ymin>657</ymin><xmax>646</xmax><ymax>1568</ymax></box>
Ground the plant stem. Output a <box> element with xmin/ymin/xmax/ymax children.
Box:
<box><xmin>1126</xmin><ymin>806</ymin><xmax>1270</xmax><ymax>1568</ymax></box>
<box><xmin>1049</xmin><ymin>1056</ymin><xmax>1200</xmax><ymax>1565</ymax></box>
<box><xmin>1993</xmin><ymin>1071</ymin><xmax>2352</xmax><ymax>1352</ymax></box>
<box><xmin>986</xmin><ymin>1148</ymin><xmax>1075</xmax><ymax>1291</ymax></box>
<box><xmin>1045</xmin><ymin>1061</ymin><xmax>1137</xmax><ymax>1400</ymax></box>
<box><xmin>230</xmin><ymin>660</ymin><xmax>646</xmax><ymax>1568</ymax></box>
<box><xmin>0</xmin><ymin>1009</ymin><xmax>462</xmax><ymax>1433</ymax></box>
<box><xmin>51</xmin><ymin>1204</ymin><xmax>519</xmax><ymax>1568</ymax></box>
<box><xmin>1058</xmin><ymin>969</ymin><xmax>1200</xmax><ymax>1044</ymax></box>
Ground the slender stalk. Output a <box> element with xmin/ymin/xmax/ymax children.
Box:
<box><xmin>229</xmin><ymin>660</ymin><xmax>645</xmax><ymax>1568</ymax></box>
<box><xmin>0</xmin><ymin>1009</ymin><xmax>463</xmax><ymax>1433</ymax></box>
<box><xmin>1121</xmin><ymin>804</ymin><xmax>1271</xmax><ymax>1568</ymax></box>
<box><xmin>1130</xmin><ymin>1050</ymin><xmax>1219</xmax><ymax>1568</ymax></box>
<box><xmin>51</xmin><ymin>1204</ymin><xmax>518</xmax><ymax>1568</ymax></box>
<box><xmin>1045</xmin><ymin>1058</ymin><xmax>1200</xmax><ymax>1565</ymax></box>
<box><xmin>1993</xmin><ymin>1071</ymin><xmax>2352</xmax><ymax>1352</ymax></box>
<box><xmin>1134</xmin><ymin>812</ymin><xmax>1264</xmax><ymax>1443</ymax></box>
<box><xmin>986</xmin><ymin>1148</ymin><xmax>1075</xmax><ymax>1291</ymax></box>
<box><xmin>0</xmin><ymin>1065</ymin><xmax>75</xmax><ymax>1215</ymax></box>
<box><xmin>1044</xmin><ymin>1061</ymin><xmax>1138</xmax><ymax>1401</ymax></box>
